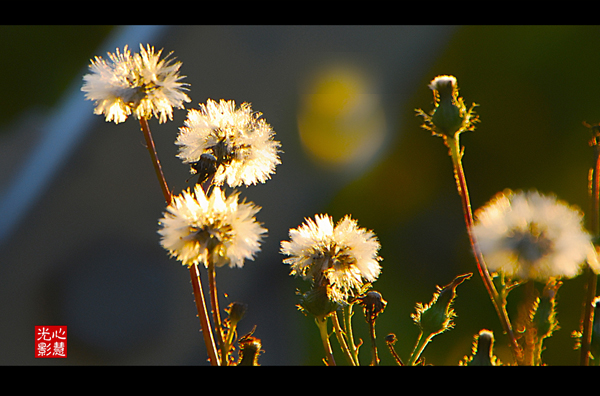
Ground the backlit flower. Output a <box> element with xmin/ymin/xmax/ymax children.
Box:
<box><xmin>473</xmin><ymin>189</ymin><xmax>599</xmax><ymax>281</ymax></box>
<box><xmin>176</xmin><ymin>99</ymin><xmax>281</xmax><ymax>188</ymax></box>
<box><xmin>158</xmin><ymin>185</ymin><xmax>266</xmax><ymax>268</ymax></box>
<box><xmin>281</xmin><ymin>214</ymin><xmax>382</xmax><ymax>304</ymax></box>
<box><xmin>82</xmin><ymin>44</ymin><xmax>190</xmax><ymax>124</ymax></box>
<box><xmin>416</xmin><ymin>74</ymin><xmax>478</xmax><ymax>139</ymax></box>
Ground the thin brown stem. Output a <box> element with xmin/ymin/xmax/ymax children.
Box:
<box><xmin>448</xmin><ymin>136</ymin><xmax>522</xmax><ymax>364</ymax></box>
<box><xmin>581</xmin><ymin>128</ymin><xmax>600</xmax><ymax>365</ymax></box>
<box><xmin>137</xmin><ymin>117</ymin><xmax>218</xmax><ymax>365</ymax></box>
<box><xmin>385</xmin><ymin>334</ymin><xmax>404</xmax><ymax>366</ymax></box>
<box><xmin>368</xmin><ymin>318</ymin><xmax>379</xmax><ymax>366</ymax></box>
<box><xmin>139</xmin><ymin>117</ymin><xmax>172</xmax><ymax>204</ymax></box>
<box><xmin>208</xmin><ymin>261</ymin><xmax>226</xmax><ymax>365</ymax></box>
<box><xmin>189</xmin><ymin>265</ymin><xmax>220</xmax><ymax>366</ymax></box>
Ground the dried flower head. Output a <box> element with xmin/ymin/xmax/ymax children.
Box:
<box><xmin>158</xmin><ymin>185</ymin><xmax>266</xmax><ymax>268</ymax></box>
<box><xmin>82</xmin><ymin>44</ymin><xmax>190</xmax><ymax>124</ymax></box>
<box><xmin>176</xmin><ymin>99</ymin><xmax>281</xmax><ymax>188</ymax></box>
<box><xmin>281</xmin><ymin>214</ymin><xmax>382</xmax><ymax>304</ymax></box>
<box><xmin>473</xmin><ymin>189</ymin><xmax>599</xmax><ymax>281</ymax></box>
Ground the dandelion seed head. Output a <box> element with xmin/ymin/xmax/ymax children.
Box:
<box><xmin>176</xmin><ymin>99</ymin><xmax>281</xmax><ymax>188</ymax></box>
<box><xmin>473</xmin><ymin>190</ymin><xmax>598</xmax><ymax>281</ymax></box>
<box><xmin>158</xmin><ymin>185</ymin><xmax>266</xmax><ymax>268</ymax></box>
<box><xmin>281</xmin><ymin>214</ymin><xmax>381</xmax><ymax>304</ymax></box>
<box><xmin>82</xmin><ymin>44</ymin><xmax>190</xmax><ymax>124</ymax></box>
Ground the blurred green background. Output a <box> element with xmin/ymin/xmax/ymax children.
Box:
<box><xmin>1</xmin><ymin>25</ymin><xmax>599</xmax><ymax>366</ymax></box>
<box><xmin>0</xmin><ymin>26</ymin><xmax>113</xmax><ymax>129</ymax></box>
<box><xmin>326</xmin><ymin>25</ymin><xmax>600</xmax><ymax>365</ymax></box>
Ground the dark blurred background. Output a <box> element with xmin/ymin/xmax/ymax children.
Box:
<box><xmin>1</xmin><ymin>25</ymin><xmax>599</xmax><ymax>365</ymax></box>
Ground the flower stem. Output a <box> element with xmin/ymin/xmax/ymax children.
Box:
<box><xmin>521</xmin><ymin>280</ymin><xmax>537</xmax><ymax>366</ymax></box>
<box><xmin>189</xmin><ymin>264</ymin><xmax>220</xmax><ymax>366</ymax></box>
<box><xmin>138</xmin><ymin>117</ymin><xmax>218</xmax><ymax>365</ymax></box>
<box><xmin>407</xmin><ymin>331</ymin><xmax>430</xmax><ymax>366</ymax></box>
<box><xmin>332</xmin><ymin>311</ymin><xmax>358</xmax><ymax>365</ymax></box>
<box><xmin>385</xmin><ymin>334</ymin><xmax>404</xmax><ymax>366</ymax></box>
<box><xmin>208</xmin><ymin>260</ymin><xmax>227</xmax><ymax>365</ymax></box>
<box><xmin>139</xmin><ymin>117</ymin><xmax>172</xmax><ymax>204</ymax></box>
<box><xmin>581</xmin><ymin>126</ymin><xmax>600</xmax><ymax>365</ymax></box>
<box><xmin>223</xmin><ymin>321</ymin><xmax>237</xmax><ymax>365</ymax></box>
<box><xmin>447</xmin><ymin>135</ymin><xmax>522</xmax><ymax>363</ymax></box>
<box><xmin>315</xmin><ymin>316</ymin><xmax>336</xmax><ymax>366</ymax></box>
<box><xmin>367</xmin><ymin>316</ymin><xmax>379</xmax><ymax>366</ymax></box>
<box><xmin>343</xmin><ymin>303</ymin><xmax>360</xmax><ymax>365</ymax></box>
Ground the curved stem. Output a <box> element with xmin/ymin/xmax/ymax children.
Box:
<box><xmin>385</xmin><ymin>336</ymin><xmax>404</xmax><ymax>366</ymax></box>
<box><xmin>315</xmin><ymin>316</ymin><xmax>336</xmax><ymax>366</ymax></box>
<box><xmin>447</xmin><ymin>135</ymin><xmax>522</xmax><ymax>363</ymax></box>
<box><xmin>189</xmin><ymin>265</ymin><xmax>220</xmax><ymax>366</ymax></box>
<box><xmin>139</xmin><ymin>117</ymin><xmax>171</xmax><ymax>204</ymax></box>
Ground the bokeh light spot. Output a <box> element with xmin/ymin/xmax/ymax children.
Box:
<box><xmin>297</xmin><ymin>64</ymin><xmax>387</xmax><ymax>173</ymax></box>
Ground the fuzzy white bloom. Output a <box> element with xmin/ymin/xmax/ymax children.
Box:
<box><xmin>473</xmin><ymin>190</ymin><xmax>599</xmax><ymax>281</ymax></box>
<box><xmin>82</xmin><ymin>44</ymin><xmax>190</xmax><ymax>124</ymax></box>
<box><xmin>176</xmin><ymin>99</ymin><xmax>281</xmax><ymax>188</ymax></box>
<box><xmin>281</xmin><ymin>214</ymin><xmax>382</xmax><ymax>304</ymax></box>
<box><xmin>428</xmin><ymin>75</ymin><xmax>457</xmax><ymax>91</ymax></box>
<box><xmin>158</xmin><ymin>185</ymin><xmax>266</xmax><ymax>268</ymax></box>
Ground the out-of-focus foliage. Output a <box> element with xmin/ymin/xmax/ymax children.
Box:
<box><xmin>0</xmin><ymin>25</ymin><xmax>114</xmax><ymax>131</ymax></box>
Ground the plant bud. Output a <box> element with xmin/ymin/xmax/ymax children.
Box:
<box><xmin>413</xmin><ymin>273</ymin><xmax>472</xmax><ymax>337</ymax></box>
<box><xmin>416</xmin><ymin>75</ymin><xmax>478</xmax><ymax>141</ymax></box>
<box><xmin>237</xmin><ymin>331</ymin><xmax>262</xmax><ymax>366</ymax></box>
<box><xmin>297</xmin><ymin>284</ymin><xmax>340</xmax><ymax>320</ymax></box>
<box><xmin>532</xmin><ymin>280</ymin><xmax>561</xmax><ymax>340</ymax></box>
<box><xmin>359</xmin><ymin>290</ymin><xmax>387</xmax><ymax>323</ymax></box>
<box><xmin>464</xmin><ymin>329</ymin><xmax>499</xmax><ymax>366</ymax></box>
<box><xmin>430</xmin><ymin>76</ymin><xmax>464</xmax><ymax>137</ymax></box>
<box><xmin>226</xmin><ymin>301</ymin><xmax>248</xmax><ymax>326</ymax></box>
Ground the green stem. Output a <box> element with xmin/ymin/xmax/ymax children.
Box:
<box><xmin>343</xmin><ymin>303</ymin><xmax>360</xmax><ymax>365</ymax></box>
<box><xmin>407</xmin><ymin>331</ymin><xmax>431</xmax><ymax>366</ymax></box>
<box><xmin>315</xmin><ymin>316</ymin><xmax>336</xmax><ymax>366</ymax></box>
<box><xmin>447</xmin><ymin>135</ymin><xmax>522</xmax><ymax>363</ymax></box>
<box><xmin>522</xmin><ymin>280</ymin><xmax>537</xmax><ymax>366</ymax></box>
<box><xmin>223</xmin><ymin>320</ymin><xmax>237</xmax><ymax>366</ymax></box>
<box><xmin>332</xmin><ymin>311</ymin><xmax>357</xmax><ymax>366</ymax></box>
<box><xmin>207</xmin><ymin>260</ymin><xmax>226</xmax><ymax>365</ymax></box>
